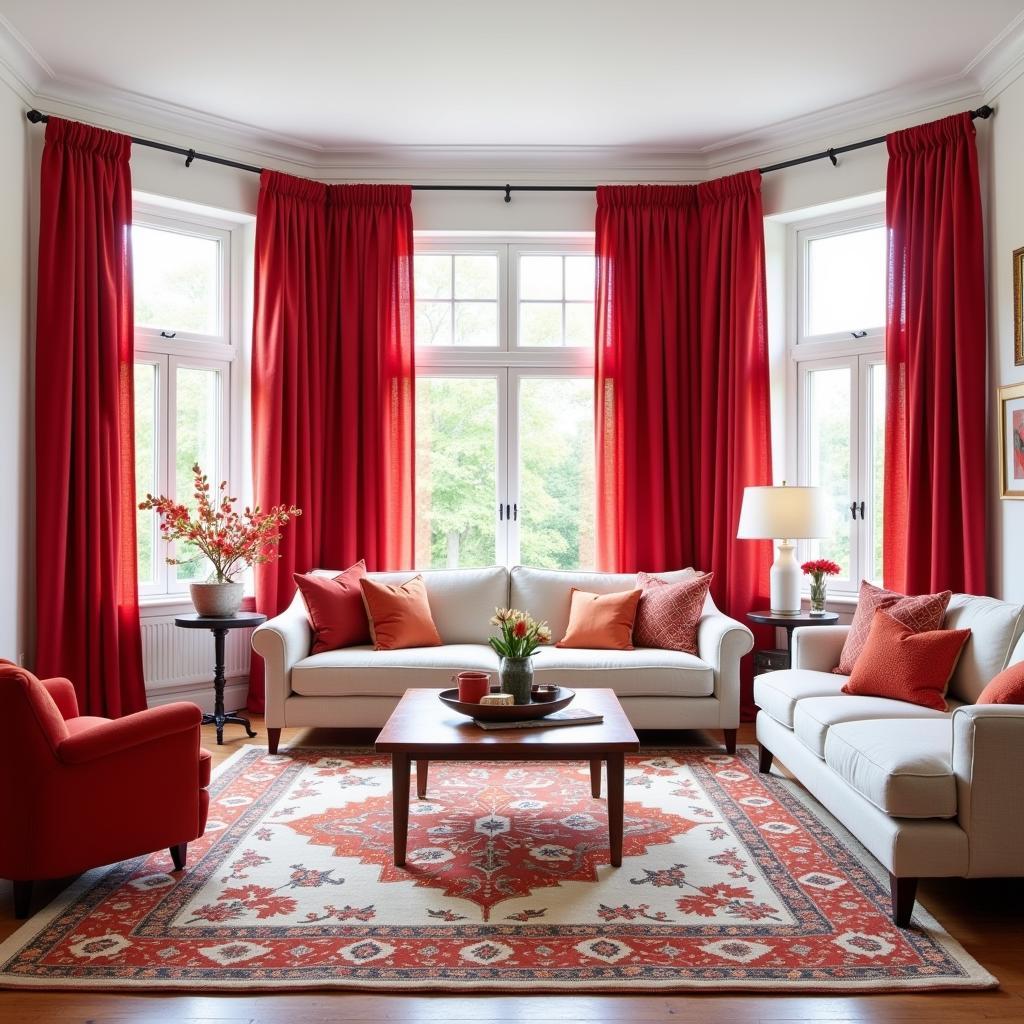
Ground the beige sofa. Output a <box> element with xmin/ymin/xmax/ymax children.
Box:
<box><xmin>252</xmin><ymin>565</ymin><xmax>753</xmax><ymax>754</ymax></box>
<box><xmin>754</xmin><ymin>593</ymin><xmax>1024</xmax><ymax>926</ymax></box>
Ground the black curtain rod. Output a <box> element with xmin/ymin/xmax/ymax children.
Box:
<box><xmin>25</xmin><ymin>105</ymin><xmax>994</xmax><ymax>198</ymax></box>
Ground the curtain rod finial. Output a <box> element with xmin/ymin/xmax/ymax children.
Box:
<box><xmin>26</xmin><ymin>109</ymin><xmax>46</xmax><ymax>124</ymax></box>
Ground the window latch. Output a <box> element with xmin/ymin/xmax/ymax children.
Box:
<box><xmin>513</xmin><ymin>503</ymin><xmax>518</xmax><ymax>521</ymax></box>
<box><xmin>498</xmin><ymin>503</ymin><xmax>504</xmax><ymax>521</ymax></box>
<box><xmin>858</xmin><ymin>500</ymin><xmax>866</xmax><ymax>519</ymax></box>
<box><xmin>850</xmin><ymin>330</ymin><xmax>867</xmax><ymax>339</ymax></box>
<box><xmin>160</xmin><ymin>330</ymin><xmax>177</xmax><ymax>339</ymax></box>
<box><xmin>850</xmin><ymin>501</ymin><xmax>858</xmax><ymax>520</ymax></box>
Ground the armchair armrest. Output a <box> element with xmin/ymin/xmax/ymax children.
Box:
<box><xmin>697</xmin><ymin>605</ymin><xmax>754</xmax><ymax>728</ymax></box>
<box><xmin>951</xmin><ymin>704</ymin><xmax>1024</xmax><ymax>877</ymax></box>
<box><xmin>791</xmin><ymin>626</ymin><xmax>849</xmax><ymax>672</ymax></box>
<box><xmin>251</xmin><ymin>595</ymin><xmax>313</xmax><ymax>728</ymax></box>
<box><xmin>58</xmin><ymin>702</ymin><xmax>201</xmax><ymax>765</ymax></box>
<box><xmin>41</xmin><ymin>677</ymin><xmax>79</xmax><ymax>720</ymax></box>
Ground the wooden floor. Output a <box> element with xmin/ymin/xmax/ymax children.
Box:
<box><xmin>1</xmin><ymin>717</ymin><xmax>1022</xmax><ymax>1023</ymax></box>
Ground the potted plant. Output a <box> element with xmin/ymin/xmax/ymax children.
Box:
<box><xmin>801</xmin><ymin>558</ymin><xmax>841</xmax><ymax>615</ymax></box>
<box><xmin>139</xmin><ymin>464</ymin><xmax>301</xmax><ymax>617</ymax></box>
<box><xmin>487</xmin><ymin>608</ymin><xmax>552</xmax><ymax>705</ymax></box>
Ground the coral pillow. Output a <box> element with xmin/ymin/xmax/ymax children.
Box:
<box><xmin>834</xmin><ymin>580</ymin><xmax>952</xmax><ymax>675</ymax></box>
<box><xmin>556</xmin><ymin>588</ymin><xmax>642</xmax><ymax>650</ymax></box>
<box><xmin>842</xmin><ymin>610</ymin><xmax>971</xmax><ymax>711</ymax></box>
<box><xmin>633</xmin><ymin>571</ymin><xmax>712</xmax><ymax>655</ymax></box>
<box><xmin>976</xmin><ymin>662</ymin><xmax>1024</xmax><ymax>704</ymax></box>
<box><xmin>293</xmin><ymin>561</ymin><xmax>371</xmax><ymax>654</ymax></box>
<box><xmin>360</xmin><ymin>574</ymin><xmax>442</xmax><ymax>651</ymax></box>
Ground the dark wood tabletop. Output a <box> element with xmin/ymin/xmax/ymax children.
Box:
<box><xmin>173</xmin><ymin>612</ymin><xmax>267</xmax><ymax>630</ymax></box>
<box><xmin>747</xmin><ymin>609</ymin><xmax>840</xmax><ymax>628</ymax></box>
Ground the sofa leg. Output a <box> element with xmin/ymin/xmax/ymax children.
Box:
<box><xmin>758</xmin><ymin>743</ymin><xmax>774</xmax><ymax>774</ymax></box>
<box><xmin>722</xmin><ymin>729</ymin><xmax>737</xmax><ymax>754</ymax></box>
<box><xmin>267</xmin><ymin>728</ymin><xmax>281</xmax><ymax>755</ymax></box>
<box><xmin>170</xmin><ymin>843</ymin><xmax>188</xmax><ymax>872</ymax></box>
<box><xmin>13</xmin><ymin>880</ymin><xmax>31</xmax><ymax>919</ymax></box>
<box><xmin>889</xmin><ymin>873</ymin><xmax>918</xmax><ymax>927</ymax></box>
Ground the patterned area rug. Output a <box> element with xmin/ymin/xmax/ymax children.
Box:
<box><xmin>0</xmin><ymin>747</ymin><xmax>995</xmax><ymax>992</ymax></box>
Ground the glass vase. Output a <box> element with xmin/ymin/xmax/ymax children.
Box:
<box><xmin>499</xmin><ymin>655</ymin><xmax>534</xmax><ymax>705</ymax></box>
<box><xmin>809</xmin><ymin>579</ymin><xmax>827</xmax><ymax>615</ymax></box>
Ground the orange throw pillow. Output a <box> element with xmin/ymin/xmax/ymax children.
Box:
<box><xmin>842</xmin><ymin>610</ymin><xmax>971</xmax><ymax>712</ymax></box>
<box><xmin>556</xmin><ymin>588</ymin><xmax>642</xmax><ymax>650</ymax></box>
<box><xmin>633</xmin><ymin>571</ymin><xmax>712</xmax><ymax>655</ymax></box>
<box><xmin>834</xmin><ymin>580</ymin><xmax>952</xmax><ymax>675</ymax></box>
<box><xmin>977</xmin><ymin>662</ymin><xmax>1024</xmax><ymax>704</ymax></box>
<box><xmin>293</xmin><ymin>561</ymin><xmax>371</xmax><ymax>654</ymax></box>
<box><xmin>359</xmin><ymin>574</ymin><xmax>442</xmax><ymax>651</ymax></box>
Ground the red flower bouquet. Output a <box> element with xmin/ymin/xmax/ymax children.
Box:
<box><xmin>801</xmin><ymin>559</ymin><xmax>841</xmax><ymax>614</ymax></box>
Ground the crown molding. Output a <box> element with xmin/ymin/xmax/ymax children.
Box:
<box><xmin>967</xmin><ymin>9</ymin><xmax>1024</xmax><ymax>98</ymax></box>
<box><xmin>0</xmin><ymin>12</ymin><xmax>49</xmax><ymax>101</ymax></box>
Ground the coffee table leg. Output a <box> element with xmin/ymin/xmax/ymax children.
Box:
<box><xmin>416</xmin><ymin>758</ymin><xmax>429</xmax><ymax>799</ymax></box>
<box><xmin>391</xmin><ymin>754</ymin><xmax>410</xmax><ymax>867</ymax></box>
<box><xmin>606</xmin><ymin>752</ymin><xmax>625</xmax><ymax>867</ymax></box>
<box><xmin>590</xmin><ymin>758</ymin><xmax>602</xmax><ymax>798</ymax></box>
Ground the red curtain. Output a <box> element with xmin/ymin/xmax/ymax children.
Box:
<box><xmin>595</xmin><ymin>174</ymin><xmax>774</xmax><ymax>718</ymax></box>
<box><xmin>249</xmin><ymin>173</ymin><xmax>414</xmax><ymax>711</ymax></box>
<box><xmin>884</xmin><ymin>113</ymin><xmax>987</xmax><ymax>595</ymax></box>
<box><xmin>34</xmin><ymin>118</ymin><xmax>146</xmax><ymax>717</ymax></box>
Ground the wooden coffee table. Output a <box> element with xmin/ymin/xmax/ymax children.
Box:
<box><xmin>375</xmin><ymin>687</ymin><xmax>640</xmax><ymax>868</ymax></box>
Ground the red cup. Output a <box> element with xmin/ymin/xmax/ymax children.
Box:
<box><xmin>454</xmin><ymin>671</ymin><xmax>490</xmax><ymax>704</ymax></box>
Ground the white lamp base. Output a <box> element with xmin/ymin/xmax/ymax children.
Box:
<box><xmin>769</xmin><ymin>540</ymin><xmax>801</xmax><ymax>616</ymax></box>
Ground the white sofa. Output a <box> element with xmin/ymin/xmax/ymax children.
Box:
<box><xmin>754</xmin><ymin>593</ymin><xmax>1024</xmax><ymax>927</ymax></box>
<box><xmin>252</xmin><ymin>565</ymin><xmax>753</xmax><ymax>754</ymax></box>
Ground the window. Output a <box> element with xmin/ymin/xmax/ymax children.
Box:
<box><xmin>414</xmin><ymin>239</ymin><xmax>595</xmax><ymax>571</ymax></box>
<box><xmin>133</xmin><ymin>207</ymin><xmax>241</xmax><ymax>598</ymax></box>
<box><xmin>791</xmin><ymin>210</ymin><xmax>886</xmax><ymax>592</ymax></box>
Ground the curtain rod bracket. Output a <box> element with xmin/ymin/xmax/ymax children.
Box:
<box><xmin>185</xmin><ymin>148</ymin><xmax>196</xmax><ymax>169</ymax></box>
<box><xmin>504</xmin><ymin>184</ymin><xmax>512</xmax><ymax>203</ymax></box>
<box><xmin>827</xmin><ymin>147</ymin><xmax>838</xmax><ymax>167</ymax></box>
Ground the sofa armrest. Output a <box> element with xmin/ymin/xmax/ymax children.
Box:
<box><xmin>791</xmin><ymin>626</ymin><xmax>849</xmax><ymax>672</ymax></box>
<box><xmin>951</xmin><ymin>704</ymin><xmax>1024</xmax><ymax>877</ymax></box>
<box><xmin>251</xmin><ymin>596</ymin><xmax>312</xmax><ymax>728</ymax></box>
<box><xmin>41</xmin><ymin>677</ymin><xmax>79</xmax><ymax>720</ymax></box>
<box><xmin>58</xmin><ymin>702</ymin><xmax>202</xmax><ymax>764</ymax></box>
<box><xmin>697</xmin><ymin>609</ymin><xmax>754</xmax><ymax>729</ymax></box>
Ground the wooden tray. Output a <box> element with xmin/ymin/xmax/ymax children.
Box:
<box><xmin>438</xmin><ymin>686</ymin><xmax>575</xmax><ymax>721</ymax></box>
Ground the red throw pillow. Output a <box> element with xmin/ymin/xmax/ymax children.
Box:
<box><xmin>633</xmin><ymin>571</ymin><xmax>712</xmax><ymax>655</ymax></box>
<box><xmin>976</xmin><ymin>662</ymin><xmax>1024</xmax><ymax>704</ymax></box>
<box><xmin>842</xmin><ymin>610</ymin><xmax>971</xmax><ymax>712</ymax></box>
<box><xmin>556</xmin><ymin>588</ymin><xmax>643</xmax><ymax>650</ymax></box>
<box><xmin>360</xmin><ymin>574</ymin><xmax>442</xmax><ymax>651</ymax></box>
<box><xmin>834</xmin><ymin>580</ymin><xmax>952</xmax><ymax>675</ymax></box>
<box><xmin>293</xmin><ymin>561</ymin><xmax>371</xmax><ymax>654</ymax></box>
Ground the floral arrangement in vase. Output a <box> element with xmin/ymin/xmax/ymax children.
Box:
<box><xmin>487</xmin><ymin>608</ymin><xmax>552</xmax><ymax>705</ymax></box>
<box><xmin>138</xmin><ymin>464</ymin><xmax>301</xmax><ymax>617</ymax></box>
<box><xmin>801</xmin><ymin>558</ymin><xmax>841</xmax><ymax>615</ymax></box>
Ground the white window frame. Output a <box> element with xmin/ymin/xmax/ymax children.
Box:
<box><xmin>414</xmin><ymin>234</ymin><xmax>595</xmax><ymax>569</ymax></box>
<box><xmin>788</xmin><ymin>207</ymin><xmax>886</xmax><ymax>596</ymax></box>
<box><xmin>134</xmin><ymin>202</ymin><xmax>245</xmax><ymax>601</ymax></box>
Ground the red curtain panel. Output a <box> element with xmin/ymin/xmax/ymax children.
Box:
<box><xmin>249</xmin><ymin>173</ymin><xmax>414</xmax><ymax>712</ymax></box>
<box><xmin>34</xmin><ymin>117</ymin><xmax>146</xmax><ymax>717</ymax></box>
<box><xmin>884</xmin><ymin>113</ymin><xmax>987</xmax><ymax>596</ymax></box>
<box><xmin>595</xmin><ymin>174</ymin><xmax>774</xmax><ymax>718</ymax></box>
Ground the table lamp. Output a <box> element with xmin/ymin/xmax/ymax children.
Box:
<box><xmin>737</xmin><ymin>483</ymin><xmax>830</xmax><ymax>616</ymax></box>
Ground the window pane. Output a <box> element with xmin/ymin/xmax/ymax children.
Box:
<box><xmin>519</xmin><ymin>303</ymin><xmax>563</xmax><ymax>346</ymax></box>
<box><xmin>414</xmin><ymin>253</ymin><xmax>451</xmax><ymax>299</ymax></box>
<box><xmin>134</xmin><ymin>363</ymin><xmax>158</xmax><ymax>586</ymax></box>
<box><xmin>564</xmin><ymin>256</ymin><xmax>595</xmax><ymax>301</ymax></box>
<box><xmin>520</xmin><ymin>255</ymin><xmax>563</xmax><ymax>300</ymax></box>
<box><xmin>415</xmin><ymin>301</ymin><xmax>453</xmax><ymax>345</ymax></box>
<box><xmin>518</xmin><ymin>377</ymin><xmax>595</xmax><ymax>570</ymax></box>
<box><xmin>565</xmin><ymin>302</ymin><xmax>594</xmax><ymax>347</ymax></box>
<box><xmin>870</xmin><ymin>363</ymin><xmax>886</xmax><ymax>584</ymax></box>
<box><xmin>805</xmin><ymin>367</ymin><xmax>852</xmax><ymax>576</ymax></box>
<box><xmin>133</xmin><ymin>225</ymin><xmax>220</xmax><ymax>335</ymax></box>
<box><xmin>175</xmin><ymin>366</ymin><xmax>221</xmax><ymax>582</ymax></box>
<box><xmin>415</xmin><ymin>377</ymin><xmax>498</xmax><ymax>569</ymax></box>
<box><xmin>453</xmin><ymin>254</ymin><xmax>497</xmax><ymax>300</ymax></box>
<box><xmin>806</xmin><ymin>225</ymin><xmax>885</xmax><ymax>337</ymax></box>
<box><xmin>454</xmin><ymin>302</ymin><xmax>498</xmax><ymax>346</ymax></box>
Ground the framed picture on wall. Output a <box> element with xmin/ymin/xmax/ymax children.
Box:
<box><xmin>999</xmin><ymin>382</ymin><xmax>1024</xmax><ymax>499</ymax></box>
<box><xmin>1016</xmin><ymin>246</ymin><xmax>1024</xmax><ymax>366</ymax></box>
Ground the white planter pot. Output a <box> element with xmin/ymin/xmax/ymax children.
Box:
<box><xmin>190</xmin><ymin>581</ymin><xmax>243</xmax><ymax>618</ymax></box>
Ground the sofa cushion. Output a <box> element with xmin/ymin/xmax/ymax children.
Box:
<box><xmin>634</xmin><ymin>572</ymin><xmax>712</xmax><ymax>655</ymax></box>
<box><xmin>824</xmin><ymin>719</ymin><xmax>956</xmax><ymax>819</ymax></box>
<box><xmin>793</xmin><ymin>694</ymin><xmax>956</xmax><ymax>758</ymax></box>
<box><xmin>944</xmin><ymin>593</ymin><xmax>1024</xmax><ymax>703</ymax></box>
<box><xmin>291</xmin><ymin>644</ymin><xmax>500</xmax><ymax>697</ymax></box>
<box><xmin>294</xmin><ymin>561</ymin><xmax>371</xmax><ymax>653</ymax></box>
<box><xmin>977</xmin><ymin>661</ymin><xmax>1024</xmax><ymax>704</ymax></box>
<box><xmin>754</xmin><ymin>669</ymin><xmax>846</xmax><ymax>729</ymax></box>
<box><xmin>532</xmin><ymin>645</ymin><xmax>713</xmax><ymax>697</ymax></box>
<box><xmin>556</xmin><ymin>588</ymin><xmax>642</xmax><ymax>650</ymax></box>
<box><xmin>510</xmin><ymin>566</ymin><xmax>697</xmax><ymax>642</ymax></box>
<box><xmin>361</xmin><ymin>575</ymin><xmax>442</xmax><ymax>651</ymax></box>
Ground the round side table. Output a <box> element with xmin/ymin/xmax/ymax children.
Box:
<box><xmin>747</xmin><ymin>609</ymin><xmax>839</xmax><ymax>671</ymax></box>
<box><xmin>175</xmin><ymin>612</ymin><xmax>267</xmax><ymax>744</ymax></box>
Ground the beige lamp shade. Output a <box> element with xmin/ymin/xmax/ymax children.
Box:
<box><xmin>737</xmin><ymin>485</ymin><xmax>830</xmax><ymax>540</ymax></box>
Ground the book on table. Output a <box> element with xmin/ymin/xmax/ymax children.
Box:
<box><xmin>474</xmin><ymin>707</ymin><xmax>604</xmax><ymax>731</ymax></box>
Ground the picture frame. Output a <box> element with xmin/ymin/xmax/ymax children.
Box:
<box><xmin>1015</xmin><ymin>246</ymin><xmax>1024</xmax><ymax>366</ymax></box>
<box><xmin>998</xmin><ymin>381</ymin><xmax>1024</xmax><ymax>499</ymax></box>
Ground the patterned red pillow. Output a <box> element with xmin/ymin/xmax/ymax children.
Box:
<box><xmin>633</xmin><ymin>572</ymin><xmax>713</xmax><ymax>655</ymax></box>
<box><xmin>834</xmin><ymin>580</ymin><xmax>951</xmax><ymax>676</ymax></box>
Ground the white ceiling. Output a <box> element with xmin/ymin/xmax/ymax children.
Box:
<box><xmin>2</xmin><ymin>0</ymin><xmax>1023</xmax><ymax>154</ymax></box>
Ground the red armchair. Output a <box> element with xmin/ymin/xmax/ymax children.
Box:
<box><xmin>0</xmin><ymin>660</ymin><xmax>211</xmax><ymax>918</ymax></box>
